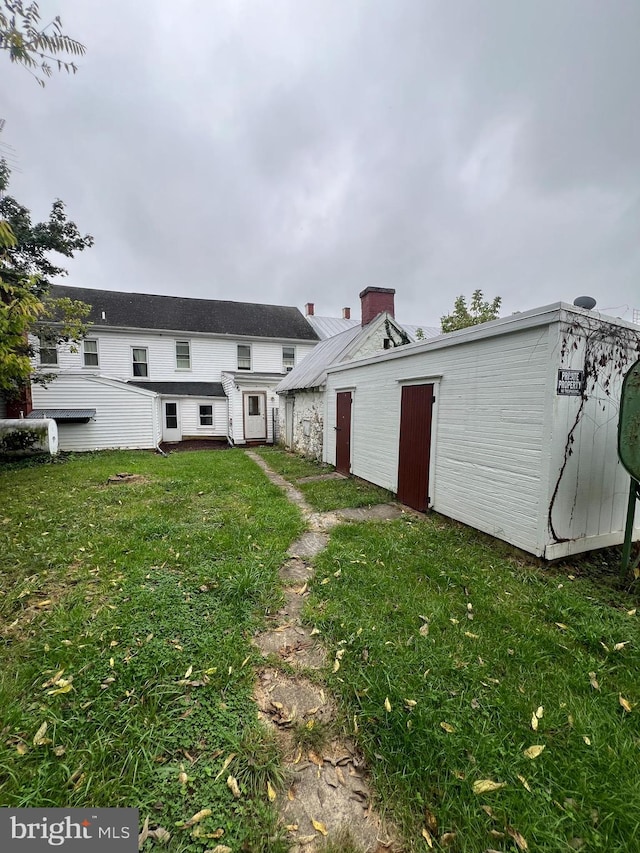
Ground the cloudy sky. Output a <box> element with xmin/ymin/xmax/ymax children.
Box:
<box><xmin>3</xmin><ymin>0</ymin><xmax>639</xmax><ymax>327</ymax></box>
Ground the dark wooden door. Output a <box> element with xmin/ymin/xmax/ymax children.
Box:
<box><xmin>335</xmin><ymin>391</ymin><xmax>352</xmax><ymax>475</ymax></box>
<box><xmin>397</xmin><ymin>384</ymin><xmax>434</xmax><ymax>511</ymax></box>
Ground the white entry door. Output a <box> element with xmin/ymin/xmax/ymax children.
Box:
<box><xmin>244</xmin><ymin>392</ymin><xmax>267</xmax><ymax>441</ymax></box>
<box><xmin>162</xmin><ymin>401</ymin><xmax>181</xmax><ymax>442</ymax></box>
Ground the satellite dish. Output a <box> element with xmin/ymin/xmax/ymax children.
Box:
<box><xmin>573</xmin><ymin>296</ymin><xmax>597</xmax><ymax>310</ymax></box>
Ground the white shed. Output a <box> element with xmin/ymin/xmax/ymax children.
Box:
<box><xmin>324</xmin><ymin>303</ymin><xmax>640</xmax><ymax>559</ymax></box>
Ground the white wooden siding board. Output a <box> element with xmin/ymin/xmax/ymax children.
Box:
<box><xmin>42</xmin><ymin>333</ymin><xmax>317</xmax><ymax>384</ymax></box>
<box><xmin>326</xmin><ymin>326</ymin><xmax>548</xmax><ymax>552</ymax></box>
<box><xmin>32</xmin><ymin>375</ymin><xmax>156</xmax><ymax>451</ymax></box>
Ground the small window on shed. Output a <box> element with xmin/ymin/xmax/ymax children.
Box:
<box><xmin>383</xmin><ymin>338</ymin><xmax>392</xmax><ymax>350</ymax></box>
<box><xmin>199</xmin><ymin>405</ymin><xmax>213</xmax><ymax>426</ymax></box>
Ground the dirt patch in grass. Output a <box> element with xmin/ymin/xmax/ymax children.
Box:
<box><xmin>106</xmin><ymin>472</ymin><xmax>150</xmax><ymax>485</ymax></box>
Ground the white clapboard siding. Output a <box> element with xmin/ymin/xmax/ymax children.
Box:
<box><xmin>32</xmin><ymin>374</ymin><xmax>158</xmax><ymax>451</ymax></box>
<box><xmin>327</xmin><ymin>325</ymin><xmax>550</xmax><ymax>554</ymax></box>
<box><xmin>35</xmin><ymin>333</ymin><xmax>318</xmax><ymax>383</ymax></box>
<box><xmin>325</xmin><ymin>305</ymin><xmax>640</xmax><ymax>559</ymax></box>
<box><xmin>178</xmin><ymin>398</ymin><xmax>228</xmax><ymax>438</ymax></box>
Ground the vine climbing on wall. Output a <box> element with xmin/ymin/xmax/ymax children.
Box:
<box><xmin>548</xmin><ymin>315</ymin><xmax>640</xmax><ymax>543</ymax></box>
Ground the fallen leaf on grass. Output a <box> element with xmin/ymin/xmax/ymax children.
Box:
<box><xmin>517</xmin><ymin>775</ymin><xmax>531</xmax><ymax>792</ymax></box>
<box><xmin>178</xmin><ymin>772</ymin><xmax>188</xmax><ymax>785</ymax></box>
<box><xmin>138</xmin><ymin>817</ymin><xmax>171</xmax><ymax>849</ymax></box>
<box><xmin>15</xmin><ymin>742</ymin><xmax>29</xmax><ymax>756</ymax></box>
<box><xmin>524</xmin><ymin>745</ymin><xmax>545</xmax><ymax>759</ymax></box>
<box><xmin>33</xmin><ymin>722</ymin><xmax>49</xmax><ymax>746</ymax></box>
<box><xmin>583</xmin><ymin>736</ymin><xmax>591</xmax><ymax>745</ymax></box>
<box><xmin>440</xmin><ymin>722</ymin><xmax>455</xmax><ymax>733</ymax></box>
<box><xmin>424</xmin><ymin>809</ymin><xmax>438</xmax><ymax>833</ymax></box>
<box><xmin>192</xmin><ymin>827</ymin><xmax>224</xmax><ymax>840</ymax></box>
<box><xmin>440</xmin><ymin>832</ymin><xmax>456</xmax><ymax>846</ymax></box>
<box><xmin>507</xmin><ymin>826</ymin><xmax>529</xmax><ymax>850</ymax></box>
<box><xmin>42</xmin><ymin>669</ymin><xmax>65</xmax><ymax>689</ymax></box>
<box><xmin>285</xmin><ymin>824</ymin><xmax>298</xmax><ymax>832</ymax></box>
<box><xmin>226</xmin><ymin>776</ymin><xmax>241</xmax><ymax>798</ymax></box>
<box><xmin>181</xmin><ymin>808</ymin><xmax>212</xmax><ymax>828</ymax></box>
<box><xmin>531</xmin><ymin>713</ymin><xmax>539</xmax><ymax>732</ymax></box>
<box><xmin>619</xmin><ymin>694</ymin><xmax>632</xmax><ymax>713</ymax></box>
<box><xmin>405</xmin><ymin>699</ymin><xmax>417</xmax><ymax>710</ymax></box>
<box><xmin>311</xmin><ymin>819</ymin><xmax>328</xmax><ymax>836</ymax></box>
<box><xmin>47</xmin><ymin>683</ymin><xmax>73</xmax><ymax>696</ymax></box>
<box><xmin>419</xmin><ymin>622</ymin><xmax>430</xmax><ymax>637</ymax></box>
<box><xmin>613</xmin><ymin>642</ymin><xmax>629</xmax><ymax>651</ymax></box>
<box><xmin>213</xmin><ymin>754</ymin><xmax>236</xmax><ymax>782</ymax></box>
<box><xmin>555</xmin><ymin>623</ymin><xmax>569</xmax><ymax>631</ymax></box>
<box><xmin>421</xmin><ymin>827</ymin><xmax>434</xmax><ymax>847</ymax></box>
<box><xmin>183</xmin><ymin>665</ymin><xmax>193</xmax><ymax>679</ymax></box>
<box><xmin>206</xmin><ymin>846</ymin><xmax>231</xmax><ymax>853</ymax></box>
<box><xmin>627</xmin><ymin>609</ymin><xmax>637</xmax><ymax>616</ymax></box>
<box><xmin>464</xmin><ymin>631</ymin><xmax>479</xmax><ymax>639</ymax></box>
<box><xmin>473</xmin><ymin>779</ymin><xmax>506</xmax><ymax>794</ymax></box>
<box><xmin>535</xmin><ymin>706</ymin><xmax>544</xmax><ymax>719</ymax></box>
<box><xmin>287</xmin><ymin>788</ymin><xmax>296</xmax><ymax>801</ymax></box>
<box><xmin>267</xmin><ymin>781</ymin><xmax>277</xmax><ymax>802</ymax></box>
<box><xmin>588</xmin><ymin>672</ymin><xmax>600</xmax><ymax>691</ymax></box>
<box><xmin>384</xmin><ymin>697</ymin><xmax>392</xmax><ymax>713</ymax></box>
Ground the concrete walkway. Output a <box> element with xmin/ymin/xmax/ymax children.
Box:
<box><xmin>246</xmin><ymin>451</ymin><xmax>405</xmax><ymax>853</ymax></box>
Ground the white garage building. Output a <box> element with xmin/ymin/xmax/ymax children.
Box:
<box><xmin>323</xmin><ymin>302</ymin><xmax>640</xmax><ymax>559</ymax></box>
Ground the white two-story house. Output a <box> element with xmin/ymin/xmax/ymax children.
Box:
<box><xmin>28</xmin><ymin>285</ymin><xmax>319</xmax><ymax>452</ymax></box>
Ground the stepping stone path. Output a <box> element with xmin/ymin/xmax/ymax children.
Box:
<box><xmin>246</xmin><ymin>451</ymin><xmax>406</xmax><ymax>853</ymax></box>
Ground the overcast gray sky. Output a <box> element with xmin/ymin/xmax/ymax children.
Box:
<box><xmin>3</xmin><ymin>0</ymin><xmax>639</xmax><ymax>326</ymax></box>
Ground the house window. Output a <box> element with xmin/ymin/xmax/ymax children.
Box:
<box><xmin>199</xmin><ymin>405</ymin><xmax>213</xmax><ymax>426</ymax></box>
<box><xmin>248</xmin><ymin>395</ymin><xmax>260</xmax><ymax>416</ymax></box>
<box><xmin>176</xmin><ymin>341</ymin><xmax>190</xmax><ymax>369</ymax></box>
<box><xmin>132</xmin><ymin>347</ymin><xmax>148</xmax><ymax>377</ymax></box>
<box><xmin>83</xmin><ymin>339</ymin><xmax>99</xmax><ymax>367</ymax></box>
<box><xmin>39</xmin><ymin>334</ymin><xmax>58</xmax><ymax>366</ymax></box>
<box><xmin>383</xmin><ymin>338</ymin><xmax>392</xmax><ymax>349</ymax></box>
<box><xmin>283</xmin><ymin>346</ymin><xmax>295</xmax><ymax>372</ymax></box>
<box><xmin>237</xmin><ymin>344</ymin><xmax>251</xmax><ymax>371</ymax></box>
<box><xmin>165</xmin><ymin>402</ymin><xmax>178</xmax><ymax>429</ymax></box>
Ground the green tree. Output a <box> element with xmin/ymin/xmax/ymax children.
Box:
<box><xmin>0</xmin><ymin>0</ymin><xmax>85</xmax><ymax>85</ymax></box>
<box><xmin>440</xmin><ymin>289</ymin><xmax>502</xmax><ymax>333</ymax></box>
<box><xmin>0</xmin><ymin>160</ymin><xmax>93</xmax><ymax>399</ymax></box>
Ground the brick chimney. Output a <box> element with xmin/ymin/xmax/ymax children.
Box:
<box><xmin>342</xmin><ymin>307</ymin><xmax>351</xmax><ymax>320</ymax></box>
<box><xmin>359</xmin><ymin>287</ymin><xmax>395</xmax><ymax>326</ymax></box>
<box><xmin>305</xmin><ymin>302</ymin><xmax>315</xmax><ymax>316</ymax></box>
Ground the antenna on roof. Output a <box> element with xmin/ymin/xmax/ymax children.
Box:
<box><xmin>573</xmin><ymin>296</ymin><xmax>597</xmax><ymax>310</ymax></box>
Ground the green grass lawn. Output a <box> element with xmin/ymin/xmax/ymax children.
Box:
<box><xmin>253</xmin><ymin>447</ymin><xmax>393</xmax><ymax>511</ymax></box>
<box><xmin>305</xmin><ymin>516</ymin><xmax>640</xmax><ymax>853</ymax></box>
<box><xmin>0</xmin><ymin>450</ymin><xmax>304</xmax><ymax>852</ymax></box>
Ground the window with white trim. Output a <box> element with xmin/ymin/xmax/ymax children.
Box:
<box><xmin>83</xmin><ymin>339</ymin><xmax>99</xmax><ymax>367</ymax></box>
<box><xmin>176</xmin><ymin>340</ymin><xmax>190</xmax><ymax>369</ymax></box>
<box><xmin>199</xmin><ymin>404</ymin><xmax>213</xmax><ymax>426</ymax></box>
<box><xmin>132</xmin><ymin>347</ymin><xmax>148</xmax><ymax>377</ymax></box>
<box><xmin>283</xmin><ymin>345</ymin><xmax>295</xmax><ymax>372</ymax></box>
<box><xmin>39</xmin><ymin>334</ymin><xmax>58</xmax><ymax>366</ymax></box>
<box><xmin>237</xmin><ymin>344</ymin><xmax>251</xmax><ymax>370</ymax></box>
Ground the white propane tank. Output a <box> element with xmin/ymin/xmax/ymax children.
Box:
<box><xmin>0</xmin><ymin>418</ymin><xmax>59</xmax><ymax>456</ymax></box>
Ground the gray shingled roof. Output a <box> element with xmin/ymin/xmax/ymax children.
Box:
<box><xmin>49</xmin><ymin>285</ymin><xmax>320</xmax><ymax>341</ymax></box>
<box><xmin>128</xmin><ymin>381</ymin><xmax>226</xmax><ymax>397</ymax></box>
